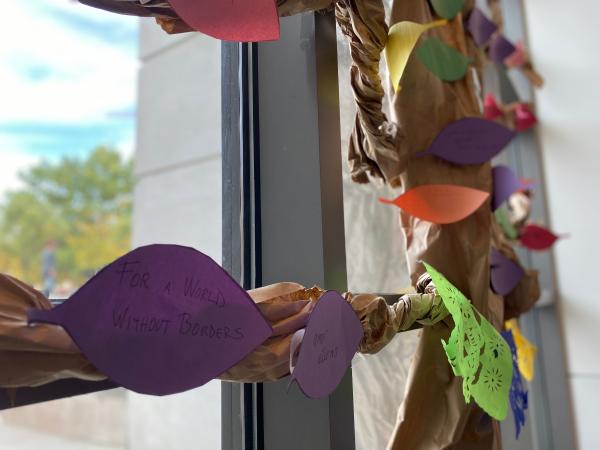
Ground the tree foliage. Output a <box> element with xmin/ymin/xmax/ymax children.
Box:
<box><xmin>0</xmin><ymin>147</ymin><xmax>133</xmax><ymax>286</ymax></box>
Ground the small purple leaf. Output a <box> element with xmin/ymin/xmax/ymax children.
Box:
<box><xmin>289</xmin><ymin>291</ymin><xmax>363</xmax><ymax>399</ymax></box>
<box><xmin>28</xmin><ymin>245</ymin><xmax>272</xmax><ymax>396</ymax></box>
<box><xmin>492</xmin><ymin>165</ymin><xmax>533</xmax><ymax>211</ymax></box>
<box><xmin>490</xmin><ymin>248</ymin><xmax>525</xmax><ymax>296</ymax></box>
<box><xmin>419</xmin><ymin>118</ymin><xmax>516</xmax><ymax>165</ymax></box>
<box><xmin>488</xmin><ymin>35</ymin><xmax>517</xmax><ymax>64</ymax></box>
<box><xmin>466</xmin><ymin>8</ymin><xmax>497</xmax><ymax>47</ymax></box>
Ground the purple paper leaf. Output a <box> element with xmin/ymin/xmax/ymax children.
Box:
<box><xmin>492</xmin><ymin>165</ymin><xmax>533</xmax><ymax>210</ymax></box>
<box><xmin>289</xmin><ymin>291</ymin><xmax>363</xmax><ymax>399</ymax></box>
<box><xmin>490</xmin><ymin>248</ymin><xmax>525</xmax><ymax>296</ymax></box>
<box><xmin>28</xmin><ymin>245</ymin><xmax>272</xmax><ymax>396</ymax></box>
<box><xmin>418</xmin><ymin>118</ymin><xmax>516</xmax><ymax>165</ymax></box>
<box><xmin>488</xmin><ymin>35</ymin><xmax>517</xmax><ymax>64</ymax></box>
<box><xmin>466</xmin><ymin>8</ymin><xmax>497</xmax><ymax>47</ymax></box>
<box><xmin>502</xmin><ymin>330</ymin><xmax>528</xmax><ymax>439</ymax></box>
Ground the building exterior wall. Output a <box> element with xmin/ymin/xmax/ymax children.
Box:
<box><xmin>524</xmin><ymin>1</ymin><xmax>600</xmax><ymax>448</ymax></box>
<box><xmin>130</xmin><ymin>18</ymin><xmax>222</xmax><ymax>450</ymax></box>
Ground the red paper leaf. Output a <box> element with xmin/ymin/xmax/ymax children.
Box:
<box><xmin>484</xmin><ymin>93</ymin><xmax>502</xmax><ymax>120</ymax></box>
<box><xmin>380</xmin><ymin>184</ymin><xmax>489</xmax><ymax>224</ymax></box>
<box><xmin>514</xmin><ymin>104</ymin><xmax>538</xmax><ymax>132</ymax></box>
<box><xmin>520</xmin><ymin>224</ymin><xmax>560</xmax><ymax>251</ymax></box>
<box><xmin>169</xmin><ymin>0</ymin><xmax>280</xmax><ymax>42</ymax></box>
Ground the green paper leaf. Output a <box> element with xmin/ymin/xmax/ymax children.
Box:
<box><xmin>416</xmin><ymin>37</ymin><xmax>471</xmax><ymax>82</ymax></box>
<box><xmin>424</xmin><ymin>262</ymin><xmax>482</xmax><ymax>381</ymax></box>
<box><xmin>469</xmin><ymin>314</ymin><xmax>512</xmax><ymax>420</ymax></box>
<box><xmin>495</xmin><ymin>207</ymin><xmax>518</xmax><ymax>240</ymax></box>
<box><xmin>423</xmin><ymin>262</ymin><xmax>512</xmax><ymax>420</ymax></box>
<box><xmin>431</xmin><ymin>0</ymin><xmax>464</xmax><ymax>19</ymax></box>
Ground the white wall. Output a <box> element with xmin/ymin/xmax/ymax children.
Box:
<box><xmin>130</xmin><ymin>18</ymin><xmax>222</xmax><ymax>450</ymax></box>
<box><xmin>524</xmin><ymin>2</ymin><xmax>600</xmax><ymax>448</ymax></box>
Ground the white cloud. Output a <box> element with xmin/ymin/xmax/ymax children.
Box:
<box><xmin>0</xmin><ymin>1</ymin><xmax>139</xmax><ymax>198</ymax></box>
<box><xmin>0</xmin><ymin>1</ymin><xmax>138</xmax><ymax>124</ymax></box>
<box><xmin>0</xmin><ymin>148</ymin><xmax>39</xmax><ymax>201</ymax></box>
<box><xmin>116</xmin><ymin>132</ymin><xmax>136</xmax><ymax>159</ymax></box>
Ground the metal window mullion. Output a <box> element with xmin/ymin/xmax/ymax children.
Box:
<box><xmin>222</xmin><ymin>38</ymin><xmax>264</xmax><ymax>450</ymax></box>
<box><xmin>255</xmin><ymin>11</ymin><xmax>354</xmax><ymax>450</ymax></box>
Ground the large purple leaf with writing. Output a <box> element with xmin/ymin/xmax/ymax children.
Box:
<box><xmin>28</xmin><ymin>245</ymin><xmax>272</xmax><ymax>396</ymax></box>
<box><xmin>418</xmin><ymin>118</ymin><xmax>515</xmax><ymax>165</ymax></box>
<box><xmin>289</xmin><ymin>291</ymin><xmax>363</xmax><ymax>399</ymax></box>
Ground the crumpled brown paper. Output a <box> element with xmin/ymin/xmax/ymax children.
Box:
<box><xmin>335</xmin><ymin>0</ymin><xmax>405</xmax><ymax>185</ymax></box>
<box><xmin>79</xmin><ymin>0</ymin><xmax>337</xmax><ymax>35</ymax></box>
<box><xmin>348</xmin><ymin>273</ymin><xmax>447</xmax><ymax>355</ymax></box>
<box><xmin>0</xmin><ymin>274</ymin><xmax>103</xmax><ymax>388</ymax></box>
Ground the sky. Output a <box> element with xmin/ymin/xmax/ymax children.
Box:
<box><xmin>0</xmin><ymin>0</ymin><xmax>139</xmax><ymax>197</ymax></box>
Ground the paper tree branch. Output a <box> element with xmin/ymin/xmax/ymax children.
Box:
<box><xmin>0</xmin><ymin>274</ymin><xmax>104</xmax><ymax>388</ymax></box>
<box><xmin>1</xmin><ymin>270</ymin><xmax>446</xmax><ymax>390</ymax></box>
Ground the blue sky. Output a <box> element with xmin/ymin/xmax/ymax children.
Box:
<box><xmin>0</xmin><ymin>1</ymin><xmax>139</xmax><ymax>196</ymax></box>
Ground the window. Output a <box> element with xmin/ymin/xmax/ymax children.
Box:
<box><xmin>0</xmin><ymin>1</ymin><xmax>574</xmax><ymax>449</ymax></box>
<box><xmin>0</xmin><ymin>3</ymin><xmax>221</xmax><ymax>449</ymax></box>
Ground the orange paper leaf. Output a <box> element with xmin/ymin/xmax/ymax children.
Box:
<box><xmin>380</xmin><ymin>184</ymin><xmax>489</xmax><ymax>224</ymax></box>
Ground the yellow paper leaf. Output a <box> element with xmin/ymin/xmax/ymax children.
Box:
<box><xmin>385</xmin><ymin>20</ymin><xmax>447</xmax><ymax>91</ymax></box>
<box><xmin>505</xmin><ymin>319</ymin><xmax>537</xmax><ymax>381</ymax></box>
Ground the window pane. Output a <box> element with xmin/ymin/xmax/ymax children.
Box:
<box><xmin>0</xmin><ymin>3</ymin><xmax>221</xmax><ymax>449</ymax></box>
<box><xmin>335</xmin><ymin>14</ymin><xmax>419</xmax><ymax>450</ymax></box>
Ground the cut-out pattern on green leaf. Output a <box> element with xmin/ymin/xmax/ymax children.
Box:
<box><xmin>423</xmin><ymin>262</ymin><xmax>512</xmax><ymax>420</ymax></box>
<box><xmin>416</xmin><ymin>37</ymin><xmax>472</xmax><ymax>82</ymax></box>
<box><xmin>431</xmin><ymin>0</ymin><xmax>465</xmax><ymax>20</ymax></box>
<box><xmin>468</xmin><ymin>315</ymin><xmax>512</xmax><ymax>420</ymax></box>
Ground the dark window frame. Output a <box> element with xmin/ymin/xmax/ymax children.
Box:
<box><xmin>221</xmin><ymin>11</ymin><xmax>355</xmax><ymax>450</ymax></box>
